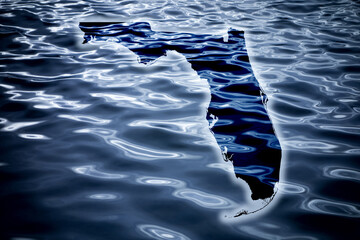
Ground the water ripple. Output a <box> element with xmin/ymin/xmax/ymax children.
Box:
<box><xmin>239</xmin><ymin>224</ymin><xmax>318</xmax><ymax>240</ymax></box>
<box><xmin>128</xmin><ymin>117</ymin><xmax>204</xmax><ymax>136</ymax></box>
<box><xmin>71</xmin><ymin>165</ymin><xmax>127</xmax><ymax>179</ymax></box>
<box><xmin>302</xmin><ymin>199</ymin><xmax>360</xmax><ymax>218</ymax></box>
<box><xmin>90</xmin><ymin>91</ymin><xmax>189</xmax><ymax>111</ymax></box>
<box><xmin>88</xmin><ymin>193</ymin><xmax>119</xmax><ymax>200</ymax></box>
<box><xmin>18</xmin><ymin>133</ymin><xmax>50</xmax><ymax>140</ymax></box>
<box><xmin>7</xmin><ymin>90</ymin><xmax>89</xmax><ymax>110</ymax></box>
<box><xmin>58</xmin><ymin>114</ymin><xmax>111</xmax><ymax>125</ymax></box>
<box><xmin>173</xmin><ymin>188</ymin><xmax>233</xmax><ymax>209</ymax></box>
<box><xmin>1</xmin><ymin>121</ymin><xmax>43</xmax><ymax>132</ymax></box>
<box><xmin>0</xmin><ymin>83</ymin><xmax>15</xmax><ymax>89</ymax></box>
<box><xmin>108</xmin><ymin>137</ymin><xmax>181</xmax><ymax>160</ymax></box>
<box><xmin>75</xmin><ymin>128</ymin><xmax>182</xmax><ymax>160</ymax></box>
<box><xmin>318</xmin><ymin>125</ymin><xmax>360</xmax><ymax>134</ymax></box>
<box><xmin>137</xmin><ymin>224</ymin><xmax>190</xmax><ymax>240</ymax></box>
<box><xmin>276</xmin><ymin>181</ymin><xmax>308</xmax><ymax>194</ymax></box>
<box><xmin>323</xmin><ymin>166</ymin><xmax>360</xmax><ymax>182</ymax></box>
<box><xmin>136</xmin><ymin>176</ymin><xmax>186</xmax><ymax>188</ymax></box>
<box><xmin>0</xmin><ymin>118</ymin><xmax>7</xmax><ymax>124</ymax></box>
<box><xmin>136</xmin><ymin>175</ymin><xmax>235</xmax><ymax>210</ymax></box>
<box><xmin>207</xmin><ymin>162</ymin><xmax>234</xmax><ymax>173</ymax></box>
<box><xmin>282</xmin><ymin>137</ymin><xmax>338</xmax><ymax>151</ymax></box>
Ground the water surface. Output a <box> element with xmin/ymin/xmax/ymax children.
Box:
<box><xmin>1</xmin><ymin>0</ymin><xmax>359</xmax><ymax>239</ymax></box>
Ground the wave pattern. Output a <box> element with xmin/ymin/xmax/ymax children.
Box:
<box><xmin>0</xmin><ymin>0</ymin><xmax>359</xmax><ymax>239</ymax></box>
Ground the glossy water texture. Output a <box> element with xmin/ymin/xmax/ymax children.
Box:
<box><xmin>79</xmin><ymin>21</ymin><xmax>282</xmax><ymax>201</ymax></box>
<box><xmin>1</xmin><ymin>0</ymin><xmax>360</xmax><ymax>240</ymax></box>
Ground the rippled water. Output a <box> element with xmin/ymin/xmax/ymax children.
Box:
<box><xmin>1</xmin><ymin>0</ymin><xmax>359</xmax><ymax>239</ymax></box>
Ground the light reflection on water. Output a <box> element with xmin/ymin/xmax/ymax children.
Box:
<box><xmin>0</xmin><ymin>0</ymin><xmax>359</xmax><ymax>239</ymax></box>
<box><xmin>173</xmin><ymin>189</ymin><xmax>234</xmax><ymax>209</ymax></box>
<box><xmin>58</xmin><ymin>114</ymin><xmax>111</xmax><ymax>125</ymax></box>
<box><xmin>323</xmin><ymin>166</ymin><xmax>360</xmax><ymax>182</ymax></box>
<box><xmin>138</xmin><ymin>224</ymin><xmax>191</xmax><ymax>240</ymax></box>
<box><xmin>71</xmin><ymin>165</ymin><xmax>128</xmax><ymax>179</ymax></box>
<box><xmin>88</xmin><ymin>193</ymin><xmax>119</xmax><ymax>200</ymax></box>
<box><xmin>75</xmin><ymin>128</ymin><xmax>184</xmax><ymax>160</ymax></box>
<box><xmin>302</xmin><ymin>199</ymin><xmax>360</xmax><ymax>218</ymax></box>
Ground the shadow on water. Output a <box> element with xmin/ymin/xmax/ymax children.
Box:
<box><xmin>79</xmin><ymin>22</ymin><xmax>282</xmax><ymax>203</ymax></box>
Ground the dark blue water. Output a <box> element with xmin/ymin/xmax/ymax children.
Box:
<box><xmin>1</xmin><ymin>1</ymin><xmax>360</xmax><ymax>240</ymax></box>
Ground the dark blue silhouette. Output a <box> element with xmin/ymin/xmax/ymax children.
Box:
<box><xmin>79</xmin><ymin>22</ymin><xmax>282</xmax><ymax>200</ymax></box>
